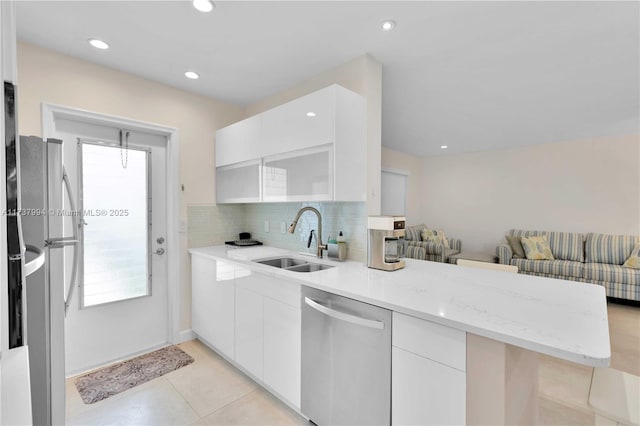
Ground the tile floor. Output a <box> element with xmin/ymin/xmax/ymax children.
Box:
<box><xmin>66</xmin><ymin>301</ymin><xmax>639</xmax><ymax>425</ymax></box>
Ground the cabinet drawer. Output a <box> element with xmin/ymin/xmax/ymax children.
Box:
<box><xmin>392</xmin><ymin>312</ymin><xmax>466</xmax><ymax>371</ymax></box>
<box><xmin>262</xmin><ymin>278</ymin><xmax>301</xmax><ymax>308</ymax></box>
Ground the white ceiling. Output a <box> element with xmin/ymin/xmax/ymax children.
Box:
<box><xmin>15</xmin><ymin>1</ymin><xmax>639</xmax><ymax>157</ymax></box>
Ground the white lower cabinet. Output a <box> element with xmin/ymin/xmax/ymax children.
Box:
<box><xmin>191</xmin><ymin>256</ymin><xmax>235</xmax><ymax>360</ymax></box>
<box><xmin>231</xmin><ymin>268</ymin><xmax>302</xmax><ymax>409</ymax></box>
<box><xmin>263</xmin><ymin>297</ymin><xmax>301</xmax><ymax>408</ymax></box>
<box><xmin>392</xmin><ymin>312</ymin><xmax>467</xmax><ymax>425</ymax></box>
<box><xmin>234</xmin><ymin>286</ymin><xmax>263</xmax><ymax>380</ymax></box>
<box><xmin>192</xmin><ymin>255</ymin><xmax>470</xmax><ymax>421</ymax></box>
<box><xmin>392</xmin><ymin>347</ymin><xmax>466</xmax><ymax>426</ymax></box>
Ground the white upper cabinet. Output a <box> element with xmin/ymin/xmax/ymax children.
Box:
<box><xmin>216</xmin><ymin>159</ymin><xmax>262</xmax><ymax>203</ymax></box>
<box><xmin>215</xmin><ymin>115</ymin><xmax>261</xmax><ymax>167</ymax></box>
<box><xmin>215</xmin><ymin>84</ymin><xmax>366</xmax><ymax>203</ymax></box>
<box><xmin>263</xmin><ymin>145</ymin><xmax>333</xmax><ymax>202</ymax></box>
<box><xmin>261</xmin><ymin>87</ymin><xmax>335</xmax><ymax>156</ymax></box>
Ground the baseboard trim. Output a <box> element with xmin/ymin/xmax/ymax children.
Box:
<box><xmin>65</xmin><ymin>341</ymin><xmax>169</xmax><ymax>378</ymax></box>
<box><xmin>176</xmin><ymin>329</ymin><xmax>196</xmax><ymax>343</ymax></box>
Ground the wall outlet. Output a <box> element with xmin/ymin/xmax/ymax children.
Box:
<box><xmin>280</xmin><ymin>221</ymin><xmax>286</xmax><ymax>234</ymax></box>
<box><xmin>264</xmin><ymin>220</ymin><xmax>270</xmax><ymax>233</ymax></box>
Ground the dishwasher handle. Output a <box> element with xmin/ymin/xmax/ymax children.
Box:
<box><xmin>304</xmin><ymin>297</ymin><xmax>385</xmax><ymax>330</ymax></box>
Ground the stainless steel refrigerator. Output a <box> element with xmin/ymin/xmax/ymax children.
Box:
<box><xmin>5</xmin><ymin>81</ymin><xmax>77</xmax><ymax>425</ymax></box>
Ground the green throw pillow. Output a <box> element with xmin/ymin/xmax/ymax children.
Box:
<box><xmin>622</xmin><ymin>243</ymin><xmax>640</xmax><ymax>269</ymax></box>
<box><xmin>506</xmin><ymin>235</ymin><xmax>525</xmax><ymax>258</ymax></box>
<box><xmin>521</xmin><ymin>235</ymin><xmax>555</xmax><ymax>260</ymax></box>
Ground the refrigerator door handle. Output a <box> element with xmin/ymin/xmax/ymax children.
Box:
<box><xmin>24</xmin><ymin>245</ymin><xmax>46</xmax><ymax>277</ymax></box>
<box><xmin>61</xmin><ymin>167</ymin><xmax>81</xmax><ymax>314</ymax></box>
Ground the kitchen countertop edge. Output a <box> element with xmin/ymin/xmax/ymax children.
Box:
<box><xmin>189</xmin><ymin>245</ymin><xmax>611</xmax><ymax>367</ymax></box>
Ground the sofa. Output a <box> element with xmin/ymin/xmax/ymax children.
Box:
<box><xmin>497</xmin><ymin>229</ymin><xmax>640</xmax><ymax>302</ymax></box>
<box><xmin>404</xmin><ymin>224</ymin><xmax>462</xmax><ymax>263</ymax></box>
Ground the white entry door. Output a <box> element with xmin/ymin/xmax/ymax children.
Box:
<box><xmin>59</xmin><ymin>120</ymin><xmax>169</xmax><ymax>375</ymax></box>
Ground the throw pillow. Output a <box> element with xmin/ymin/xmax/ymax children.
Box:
<box><xmin>420</xmin><ymin>229</ymin><xmax>450</xmax><ymax>248</ymax></box>
<box><xmin>622</xmin><ymin>243</ymin><xmax>640</xmax><ymax>269</ymax></box>
<box><xmin>505</xmin><ymin>235</ymin><xmax>526</xmax><ymax>258</ymax></box>
<box><xmin>405</xmin><ymin>224</ymin><xmax>427</xmax><ymax>242</ymax></box>
<box><xmin>521</xmin><ymin>235</ymin><xmax>555</xmax><ymax>260</ymax></box>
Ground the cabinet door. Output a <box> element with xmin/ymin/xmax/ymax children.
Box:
<box><xmin>234</xmin><ymin>285</ymin><xmax>263</xmax><ymax>380</ymax></box>
<box><xmin>261</xmin><ymin>86</ymin><xmax>334</xmax><ymax>157</ymax></box>
<box><xmin>262</xmin><ymin>145</ymin><xmax>333</xmax><ymax>202</ymax></box>
<box><xmin>216</xmin><ymin>159</ymin><xmax>261</xmax><ymax>203</ymax></box>
<box><xmin>191</xmin><ymin>256</ymin><xmax>235</xmax><ymax>359</ymax></box>
<box><xmin>215</xmin><ymin>115</ymin><xmax>262</xmax><ymax>167</ymax></box>
<box><xmin>392</xmin><ymin>347</ymin><xmax>466</xmax><ymax>426</ymax></box>
<box><xmin>263</xmin><ymin>297</ymin><xmax>301</xmax><ymax>408</ymax></box>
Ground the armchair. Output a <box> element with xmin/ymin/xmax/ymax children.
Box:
<box><xmin>404</xmin><ymin>224</ymin><xmax>462</xmax><ymax>263</ymax></box>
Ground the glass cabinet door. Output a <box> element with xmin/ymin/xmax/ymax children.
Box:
<box><xmin>216</xmin><ymin>159</ymin><xmax>262</xmax><ymax>203</ymax></box>
<box><xmin>263</xmin><ymin>145</ymin><xmax>333</xmax><ymax>202</ymax></box>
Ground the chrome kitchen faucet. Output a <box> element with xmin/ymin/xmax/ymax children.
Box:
<box><xmin>288</xmin><ymin>207</ymin><xmax>327</xmax><ymax>258</ymax></box>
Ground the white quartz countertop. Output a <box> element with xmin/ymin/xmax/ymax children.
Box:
<box><xmin>189</xmin><ymin>245</ymin><xmax>611</xmax><ymax>367</ymax></box>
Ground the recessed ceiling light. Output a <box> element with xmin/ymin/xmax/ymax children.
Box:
<box><xmin>306</xmin><ymin>112</ymin><xmax>316</xmax><ymax>117</ymax></box>
<box><xmin>88</xmin><ymin>39</ymin><xmax>109</xmax><ymax>50</ymax></box>
<box><xmin>192</xmin><ymin>0</ymin><xmax>214</xmax><ymax>12</ymax></box>
<box><xmin>380</xmin><ymin>20</ymin><xmax>396</xmax><ymax>32</ymax></box>
<box><xmin>185</xmin><ymin>71</ymin><xmax>200</xmax><ymax>80</ymax></box>
<box><xmin>440</xmin><ymin>145</ymin><xmax>448</xmax><ymax>149</ymax></box>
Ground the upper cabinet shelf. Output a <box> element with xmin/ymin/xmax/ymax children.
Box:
<box><xmin>215</xmin><ymin>84</ymin><xmax>366</xmax><ymax>204</ymax></box>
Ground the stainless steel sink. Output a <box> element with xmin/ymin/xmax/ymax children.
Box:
<box><xmin>287</xmin><ymin>263</ymin><xmax>334</xmax><ymax>273</ymax></box>
<box><xmin>256</xmin><ymin>257</ymin><xmax>308</xmax><ymax>268</ymax></box>
<box><xmin>254</xmin><ymin>257</ymin><xmax>334</xmax><ymax>273</ymax></box>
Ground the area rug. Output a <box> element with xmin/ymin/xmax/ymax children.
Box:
<box><xmin>74</xmin><ymin>345</ymin><xmax>194</xmax><ymax>404</ymax></box>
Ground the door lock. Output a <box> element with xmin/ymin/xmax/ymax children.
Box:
<box><xmin>155</xmin><ymin>248</ymin><xmax>165</xmax><ymax>255</ymax></box>
<box><xmin>157</xmin><ymin>237</ymin><xmax>165</xmax><ymax>244</ymax></box>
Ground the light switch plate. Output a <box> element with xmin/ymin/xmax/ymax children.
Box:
<box><xmin>280</xmin><ymin>222</ymin><xmax>286</xmax><ymax>234</ymax></box>
<box><xmin>264</xmin><ymin>220</ymin><xmax>270</xmax><ymax>233</ymax></box>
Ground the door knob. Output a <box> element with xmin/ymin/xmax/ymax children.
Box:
<box><xmin>155</xmin><ymin>248</ymin><xmax>165</xmax><ymax>255</ymax></box>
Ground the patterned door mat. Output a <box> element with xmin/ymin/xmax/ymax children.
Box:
<box><xmin>74</xmin><ymin>345</ymin><xmax>194</xmax><ymax>404</ymax></box>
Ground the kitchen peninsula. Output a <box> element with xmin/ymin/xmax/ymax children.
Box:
<box><xmin>189</xmin><ymin>245</ymin><xmax>610</xmax><ymax>425</ymax></box>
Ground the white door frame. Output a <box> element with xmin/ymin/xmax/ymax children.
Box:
<box><xmin>41</xmin><ymin>102</ymin><xmax>181</xmax><ymax>344</ymax></box>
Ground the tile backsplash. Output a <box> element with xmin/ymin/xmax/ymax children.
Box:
<box><xmin>245</xmin><ymin>202</ymin><xmax>367</xmax><ymax>262</ymax></box>
<box><xmin>187</xmin><ymin>202</ymin><xmax>367</xmax><ymax>263</ymax></box>
<box><xmin>187</xmin><ymin>204</ymin><xmax>246</xmax><ymax>248</ymax></box>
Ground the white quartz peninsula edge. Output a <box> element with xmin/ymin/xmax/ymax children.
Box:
<box><xmin>189</xmin><ymin>245</ymin><xmax>610</xmax><ymax>367</ymax></box>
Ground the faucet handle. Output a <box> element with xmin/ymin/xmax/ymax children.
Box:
<box><xmin>307</xmin><ymin>230</ymin><xmax>315</xmax><ymax>248</ymax></box>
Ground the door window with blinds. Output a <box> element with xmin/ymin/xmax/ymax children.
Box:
<box><xmin>78</xmin><ymin>141</ymin><xmax>151</xmax><ymax>307</ymax></box>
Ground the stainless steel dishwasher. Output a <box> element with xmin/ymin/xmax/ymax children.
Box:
<box><xmin>301</xmin><ymin>286</ymin><xmax>392</xmax><ymax>426</ymax></box>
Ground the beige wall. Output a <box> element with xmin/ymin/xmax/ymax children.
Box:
<box><xmin>420</xmin><ymin>134</ymin><xmax>640</xmax><ymax>252</ymax></box>
<box><xmin>381</xmin><ymin>147</ymin><xmax>424</xmax><ymax>224</ymax></box>
<box><xmin>17</xmin><ymin>42</ymin><xmax>243</xmax><ymax>210</ymax></box>
<box><xmin>245</xmin><ymin>54</ymin><xmax>382</xmax><ymax>216</ymax></box>
<box><xmin>17</xmin><ymin>41</ymin><xmax>244</xmax><ymax>332</ymax></box>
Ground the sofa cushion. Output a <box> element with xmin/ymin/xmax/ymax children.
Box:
<box><xmin>584</xmin><ymin>263</ymin><xmax>640</xmax><ymax>286</ymax></box>
<box><xmin>511</xmin><ymin>259</ymin><xmax>584</xmax><ymax>279</ymax></box>
<box><xmin>585</xmin><ymin>233</ymin><xmax>639</xmax><ymax>265</ymax></box>
<box><xmin>406</xmin><ymin>245</ymin><xmax>426</xmax><ymax>260</ymax></box>
<box><xmin>509</xmin><ymin>229</ymin><xmax>585</xmax><ymax>262</ymax></box>
<box><xmin>505</xmin><ymin>235</ymin><xmax>525</xmax><ymax>258</ymax></box>
<box><xmin>622</xmin><ymin>243</ymin><xmax>640</xmax><ymax>269</ymax></box>
<box><xmin>521</xmin><ymin>235</ymin><xmax>555</xmax><ymax>260</ymax></box>
<box><xmin>405</xmin><ymin>224</ymin><xmax>427</xmax><ymax>242</ymax></box>
<box><xmin>425</xmin><ymin>248</ymin><xmax>460</xmax><ymax>263</ymax></box>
